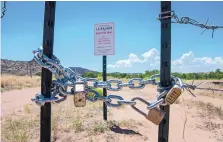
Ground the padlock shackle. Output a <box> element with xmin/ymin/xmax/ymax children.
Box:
<box><xmin>130</xmin><ymin>97</ymin><xmax>151</xmax><ymax>117</ymax></box>
<box><xmin>147</xmin><ymin>98</ymin><xmax>164</xmax><ymax>109</ymax></box>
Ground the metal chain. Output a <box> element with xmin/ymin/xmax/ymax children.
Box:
<box><xmin>31</xmin><ymin>48</ymin><xmax>168</xmax><ymax>110</ymax></box>
<box><xmin>1</xmin><ymin>1</ymin><xmax>7</xmax><ymax>19</ymax></box>
<box><xmin>158</xmin><ymin>10</ymin><xmax>223</xmax><ymax>38</ymax></box>
<box><xmin>33</xmin><ymin>48</ymin><xmax>157</xmax><ymax>95</ymax></box>
<box><xmin>31</xmin><ymin>48</ymin><xmax>223</xmax><ymax>111</ymax></box>
<box><xmin>32</xmin><ymin>87</ymin><xmax>166</xmax><ymax>111</ymax></box>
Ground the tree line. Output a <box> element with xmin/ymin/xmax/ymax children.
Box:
<box><xmin>83</xmin><ymin>69</ymin><xmax>223</xmax><ymax>80</ymax></box>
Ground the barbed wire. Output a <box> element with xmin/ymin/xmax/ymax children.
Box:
<box><xmin>1</xmin><ymin>1</ymin><xmax>7</xmax><ymax>19</ymax></box>
<box><xmin>158</xmin><ymin>11</ymin><xmax>223</xmax><ymax>38</ymax></box>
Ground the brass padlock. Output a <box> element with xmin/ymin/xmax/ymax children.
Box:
<box><xmin>73</xmin><ymin>80</ymin><xmax>87</xmax><ymax>107</ymax></box>
<box><xmin>147</xmin><ymin>107</ymin><xmax>166</xmax><ymax>125</ymax></box>
<box><xmin>131</xmin><ymin>97</ymin><xmax>166</xmax><ymax>125</ymax></box>
<box><xmin>165</xmin><ymin>84</ymin><xmax>182</xmax><ymax>105</ymax></box>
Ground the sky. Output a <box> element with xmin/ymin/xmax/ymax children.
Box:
<box><xmin>1</xmin><ymin>1</ymin><xmax>223</xmax><ymax>73</ymax></box>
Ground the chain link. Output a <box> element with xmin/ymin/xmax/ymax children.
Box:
<box><xmin>1</xmin><ymin>1</ymin><xmax>7</xmax><ymax>19</ymax></box>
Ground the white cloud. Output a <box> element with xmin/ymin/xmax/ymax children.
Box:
<box><xmin>108</xmin><ymin>49</ymin><xmax>223</xmax><ymax>72</ymax></box>
<box><xmin>142</xmin><ymin>48</ymin><xmax>160</xmax><ymax>62</ymax></box>
<box><xmin>108</xmin><ymin>48</ymin><xmax>160</xmax><ymax>68</ymax></box>
<box><xmin>172</xmin><ymin>51</ymin><xmax>194</xmax><ymax>66</ymax></box>
<box><xmin>215</xmin><ymin>57</ymin><xmax>223</xmax><ymax>65</ymax></box>
<box><xmin>109</xmin><ymin>59</ymin><xmax>132</xmax><ymax>68</ymax></box>
<box><xmin>129</xmin><ymin>53</ymin><xmax>143</xmax><ymax>63</ymax></box>
<box><xmin>172</xmin><ymin>51</ymin><xmax>223</xmax><ymax>72</ymax></box>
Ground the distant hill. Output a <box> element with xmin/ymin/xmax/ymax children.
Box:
<box><xmin>1</xmin><ymin>59</ymin><xmax>98</xmax><ymax>76</ymax></box>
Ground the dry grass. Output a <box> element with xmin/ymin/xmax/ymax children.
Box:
<box><xmin>184</xmin><ymin>99</ymin><xmax>223</xmax><ymax>120</ymax></box>
<box><xmin>51</xmin><ymin>113</ymin><xmax>60</xmax><ymax>142</ymax></box>
<box><xmin>1</xmin><ymin>115</ymin><xmax>39</xmax><ymax>142</ymax></box>
<box><xmin>190</xmin><ymin>100</ymin><xmax>223</xmax><ymax>120</ymax></box>
<box><xmin>24</xmin><ymin>104</ymin><xmax>31</xmax><ymax>114</ymax></box>
<box><xmin>199</xmin><ymin>91</ymin><xmax>223</xmax><ymax>99</ymax></box>
<box><xmin>179</xmin><ymin>96</ymin><xmax>223</xmax><ymax>140</ymax></box>
<box><xmin>49</xmin><ymin>101</ymin><xmax>115</xmax><ymax>138</ymax></box>
<box><xmin>204</xmin><ymin>121</ymin><xmax>223</xmax><ymax>130</ymax></box>
<box><xmin>117</xmin><ymin>119</ymin><xmax>137</xmax><ymax>128</ymax></box>
<box><xmin>70</xmin><ymin>116</ymin><xmax>84</xmax><ymax>132</ymax></box>
<box><xmin>1</xmin><ymin>74</ymin><xmax>41</xmax><ymax>92</ymax></box>
<box><xmin>183</xmin><ymin>98</ymin><xmax>223</xmax><ymax>135</ymax></box>
<box><xmin>90</xmin><ymin>121</ymin><xmax>110</xmax><ymax>134</ymax></box>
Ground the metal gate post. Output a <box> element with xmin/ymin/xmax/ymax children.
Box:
<box><xmin>40</xmin><ymin>2</ymin><xmax>56</xmax><ymax>142</ymax></box>
<box><xmin>103</xmin><ymin>55</ymin><xmax>107</xmax><ymax>120</ymax></box>
<box><xmin>158</xmin><ymin>1</ymin><xmax>171</xmax><ymax>142</ymax></box>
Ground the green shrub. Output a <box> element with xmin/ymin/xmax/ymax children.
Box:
<box><xmin>87</xmin><ymin>88</ymin><xmax>103</xmax><ymax>98</ymax></box>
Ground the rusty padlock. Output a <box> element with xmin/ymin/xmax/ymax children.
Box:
<box><xmin>73</xmin><ymin>79</ymin><xmax>87</xmax><ymax>107</ymax></box>
<box><xmin>131</xmin><ymin>97</ymin><xmax>166</xmax><ymax>125</ymax></box>
<box><xmin>165</xmin><ymin>84</ymin><xmax>182</xmax><ymax>105</ymax></box>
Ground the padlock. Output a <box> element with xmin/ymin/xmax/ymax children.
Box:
<box><xmin>131</xmin><ymin>97</ymin><xmax>166</xmax><ymax>125</ymax></box>
<box><xmin>73</xmin><ymin>80</ymin><xmax>87</xmax><ymax>107</ymax></box>
<box><xmin>147</xmin><ymin>107</ymin><xmax>166</xmax><ymax>125</ymax></box>
<box><xmin>165</xmin><ymin>84</ymin><xmax>182</xmax><ymax>105</ymax></box>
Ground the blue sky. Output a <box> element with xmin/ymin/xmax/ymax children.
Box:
<box><xmin>1</xmin><ymin>1</ymin><xmax>223</xmax><ymax>73</ymax></box>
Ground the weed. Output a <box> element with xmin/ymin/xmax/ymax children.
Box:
<box><xmin>204</xmin><ymin>121</ymin><xmax>223</xmax><ymax>130</ymax></box>
<box><xmin>186</xmin><ymin>100</ymin><xmax>223</xmax><ymax>120</ymax></box>
<box><xmin>2</xmin><ymin>116</ymin><xmax>38</xmax><ymax>142</ymax></box>
<box><xmin>24</xmin><ymin>104</ymin><xmax>31</xmax><ymax>114</ymax></box>
<box><xmin>199</xmin><ymin>101</ymin><xmax>222</xmax><ymax>119</ymax></box>
<box><xmin>118</xmin><ymin>119</ymin><xmax>137</xmax><ymax>128</ymax></box>
<box><xmin>90</xmin><ymin>121</ymin><xmax>109</xmax><ymax>135</ymax></box>
<box><xmin>71</xmin><ymin>117</ymin><xmax>84</xmax><ymax>132</ymax></box>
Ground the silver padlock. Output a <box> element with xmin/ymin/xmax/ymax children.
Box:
<box><xmin>73</xmin><ymin>79</ymin><xmax>87</xmax><ymax>107</ymax></box>
<box><xmin>165</xmin><ymin>84</ymin><xmax>182</xmax><ymax>105</ymax></box>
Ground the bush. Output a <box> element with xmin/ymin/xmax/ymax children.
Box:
<box><xmin>87</xmin><ymin>88</ymin><xmax>103</xmax><ymax>98</ymax></box>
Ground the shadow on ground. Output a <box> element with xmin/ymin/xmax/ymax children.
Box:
<box><xmin>110</xmin><ymin>125</ymin><xmax>142</xmax><ymax>135</ymax></box>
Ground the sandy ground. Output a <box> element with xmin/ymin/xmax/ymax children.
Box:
<box><xmin>1</xmin><ymin>81</ymin><xmax>223</xmax><ymax>142</ymax></box>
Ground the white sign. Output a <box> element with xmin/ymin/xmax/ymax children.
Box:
<box><xmin>94</xmin><ymin>22</ymin><xmax>115</xmax><ymax>55</ymax></box>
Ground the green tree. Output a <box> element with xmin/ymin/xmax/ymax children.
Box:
<box><xmin>83</xmin><ymin>72</ymin><xmax>97</xmax><ymax>78</ymax></box>
<box><xmin>215</xmin><ymin>68</ymin><xmax>221</xmax><ymax>74</ymax></box>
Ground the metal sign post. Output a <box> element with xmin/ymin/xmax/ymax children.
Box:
<box><xmin>158</xmin><ymin>1</ymin><xmax>171</xmax><ymax>142</ymax></box>
<box><xmin>40</xmin><ymin>2</ymin><xmax>56</xmax><ymax>142</ymax></box>
<box><xmin>94</xmin><ymin>22</ymin><xmax>115</xmax><ymax>121</ymax></box>
<box><xmin>103</xmin><ymin>55</ymin><xmax>107</xmax><ymax>120</ymax></box>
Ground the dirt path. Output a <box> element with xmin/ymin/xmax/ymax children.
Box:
<box><xmin>1</xmin><ymin>87</ymin><xmax>41</xmax><ymax>117</ymax></box>
<box><xmin>1</xmin><ymin>86</ymin><xmax>223</xmax><ymax>142</ymax></box>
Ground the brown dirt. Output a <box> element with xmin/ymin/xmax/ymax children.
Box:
<box><xmin>1</xmin><ymin>81</ymin><xmax>223</xmax><ymax>142</ymax></box>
